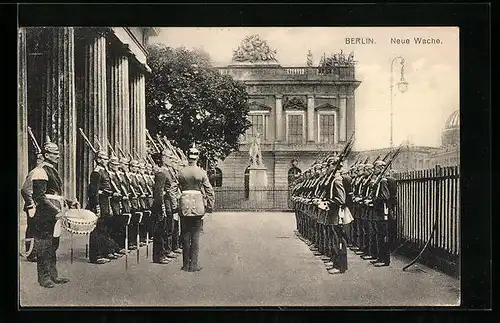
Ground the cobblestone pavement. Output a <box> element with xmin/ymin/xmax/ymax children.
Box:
<box><xmin>19</xmin><ymin>212</ymin><xmax>460</xmax><ymax>307</ymax></box>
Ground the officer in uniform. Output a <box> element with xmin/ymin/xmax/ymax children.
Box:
<box><xmin>165</xmin><ymin>150</ymin><xmax>183</xmax><ymax>255</ymax></box>
<box><xmin>177</xmin><ymin>147</ymin><xmax>214</xmax><ymax>272</ymax></box>
<box><xmin>21</xmin><ymin>153</ymin><xmax>45</xmax><ymax>262</ymax></box>
<box><xmin>351</xmin><ymin>163</ymin><xmax>365</xmax><ymax>252</ymax></box>
<box><xmin>119</xmin><ymin>157</ymin><xmax>139</xmax><ymax>250</ymax></box>
<box><xmin>341</xmin><ymin>167</ymin><xmax>353</xmax><ymax>247</ymax></box>
<box><xmin>137</xmin><ymin>162</ymin><xmax>153</xmax><ymax>247</ymax></box>
<box><xmin>88</xmin><ymin>151</ymin><xmax>122</xmax><ymax>264</ymax></box>
<box><xmin>152</xmin><ymin>150</ymin><xmax>179</xmax><ymax>264</ymax></box>
<box><xmin>31</xmin><ymin>138</ymin><xmax>77</xmax><ymax>288</ymax></box>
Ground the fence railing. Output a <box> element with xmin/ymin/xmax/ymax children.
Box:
<box><xmin>214</xmin><ymin>187</ymin><xmax>293</xmax><ymax>211</ymax></box>
<box><xmin>394</xmin><ymin>165</ymin><xmax>460</xmax><ymax>274</ymax></box>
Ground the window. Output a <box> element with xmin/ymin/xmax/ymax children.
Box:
<box><xmin>286</xmin><ymin>113</ymin><xmax>304</xmax><ymax>144</ymax></box>
<box><xmin>317</xmin><ymin>111</ymin><xmax>337</xmax><ymax>144</ymax></box>
<box><xmin>245</xmin><ymin>113</ymin><xmax>268</xmax><ymax>141</ymax></box>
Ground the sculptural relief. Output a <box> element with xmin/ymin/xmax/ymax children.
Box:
<box><xmin>233</xmin><ymin>35</ymin><xmax>278</xmax><ymax>63</ymax></box>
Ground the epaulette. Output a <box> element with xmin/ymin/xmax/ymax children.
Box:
<box><xmin>31</xmin><ymin>167</ymin><xmax>48</xmax><ymax>181</ymax></box>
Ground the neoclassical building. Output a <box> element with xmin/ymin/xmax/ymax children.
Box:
<box><xmin>216</xmin><ymin>35</ymin><xmax>360</xmax><ymax>189</ymax></box>
<box><xmin>426</xmin><ymin>110</ymin><xmax>460</xmax><ymax>168</ymax></box>
<box><xmin>18</xmin><ymin>27</ymin><xmax>159</xmax><ymax>207</ymax></box>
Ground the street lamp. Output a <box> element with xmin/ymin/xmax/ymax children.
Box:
<box><xmin>390</xmin><ymin>56</ymin><xmax>409</xmax><ymax>148</ymax></box>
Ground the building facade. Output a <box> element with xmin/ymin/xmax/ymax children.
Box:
<box><xmin>18</xmin><ymin>27</ymin><xmax>159</xmax><ymax>208</ymax></box>
<box><xmin>426</xmin><ymin>110</ymin><xmax>460</xmax><ymax>168</ymax></box>
<box><xmin>216</xmin><ymin>35</ymin><xmax>360</xmax><ymax>189</ymax></box>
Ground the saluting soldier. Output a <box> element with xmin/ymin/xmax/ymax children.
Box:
<box><xmin>31</xmin><ymin>138</ymin><xmax>78</xmax><ymax>288</ymax></box>
<box><xmin>21</xmin><ymin>153</ymin><xmax>45</xmax><ymax>262</ymax></box>
<box><xmin>152</xmin><ymin>151</ymin><xmax>179</xmax><ymax>264</ymax></box>
<box><xmin>177</xmin><ymin>147</ymin><xmax>215</xmax><ymax>272</ymax></box>
<box><xmin>87</xmin><ymin>151</ymin><xmax>122</xmax><ymax>264</ymax></box>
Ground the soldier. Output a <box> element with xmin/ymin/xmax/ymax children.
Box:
<box><xmin>137</xmin><ymin>162</ymin><xmax>153</xmax><ymax>247</ymax></box>
<box><xmin>88</xmin><ymin>151</ymin><xmax>122</xmax><ymax>264</ymax></box>
<box><xmin>151</xmin><ymin>151</ymin><xmax>179</xmax><ymax>264</ymax></box>
<box><xmin>119</xmin><ymin>157</ymin><xmax>138</xmax><ymax>250</ymax></box>
<box><xmin>361</xmin><ymin>164</ymin><xmax>378</xmax><ymax>261</ymax></box>
<box><xmin>31</xmin><ymin>138</ymin><xmax>78</xmax><ymax>288</ymax></box>
<box><xmin>107</xmin><ymin>155</ymin><xmax>128</xmax><ymax>255</ymax></box>
<box><xmin>177</xmin><ymin>147</ymin><xmax>214</xmax><ymax>272</ymax></box>
<box><xmin>129</xmin><ymin>159</ymin><xmax>146</xmax><ymax>250</ymax></box>
<box><xmin>386</xmin><ymin>169</ymin><xmax>398</xmax><ymax>251</ymax></box>
<box><xmin>369</xmin><ymin>160</ymin><xmax>392</xmax><ymax>267</ymax></box>
<box><xmin>165</xmin><ymin>151</ymin><xmax>183</xmax><ymax>255</ymax></box>
<box><xmin>341</xmin><ymin>167</ymin><xmax>354</xmax><ymax>247</ymax></box>
<box><xmin>21</xmin><ymin>153</ymin><xmax>44</xmax><ymax>262</ymax></box>
<box><xmin>325</xmin><ymin>165</ymin><xmax>348</xmax><ymax>274</ymax></box>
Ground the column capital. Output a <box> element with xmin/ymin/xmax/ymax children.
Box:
<box><xmin>275</xmin><ymin>94</ymin><xmax>283</xmax><ymax>99</ymax></box>
<box><xmin>307</xmin><ymin>94</ymin><xmax>315</xmax><ymax>100</ymax></box>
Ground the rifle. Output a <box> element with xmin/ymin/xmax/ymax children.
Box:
<box><xmin>107</xmin><ymin>139</ymin><xmax>117</xmax><ymax>157</ymax></box>
<box><xmin>78</xmin><ymin>128</ymin><xmax>98</xmax><ymax>154</ymax></box>
<box><xmin>94</xmin><ymin>135</ymin><xmax>103</xmax><ymax>151</ymax></box>
<box><xmin>116</xmin><ymin>145</ymin><xmax>139</xmax><ymax>199</ymax></box>
<box><xmin>145</xmin><ymin>130</ymin><xmax>161</xmax><ymax>154</ymax></box>
<box><xmin>27</xmin><ymin>126</ymin><xmax>42</xmax><ymax>155</ymax></box>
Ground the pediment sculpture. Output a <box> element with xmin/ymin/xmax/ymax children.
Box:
<box><xmin>232</xmin><ymin>34</ymin><xmax>278</xmax><ymax>63</ymax></box>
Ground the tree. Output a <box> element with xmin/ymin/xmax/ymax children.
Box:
<box><xmin>146</xmin><ymin>44</ymin><xmax>251</xmax><ymax>167</ymax></box>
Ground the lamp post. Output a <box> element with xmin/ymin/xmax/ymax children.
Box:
<box><xmin>390</xmin><ymin>56</ymin><xmax>409</xmax><ymax>148</ymax></box>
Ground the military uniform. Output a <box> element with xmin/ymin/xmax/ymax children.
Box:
<box><xmin>177</xmin><ymin>147</ymin><xmax>214</xmax><ymax>272</ymax></box>
<box><xmin>88</xmin><ymin>152</ymin><xmax>121</xmax><ymax>264</ymax></box>
<box><xmin>326</xmin><ymin>171</ymin><xmax>348</xmax><ymax>273</ymax></box>
<box><xmin>31</xmin><ymin>140</ymin><xmax>73</xmax><ymax>288</ymax></box>
<box><xmin>152</xmin><ymin>156</ymin><xmax>179</xmax><ymax>264</ymax></box>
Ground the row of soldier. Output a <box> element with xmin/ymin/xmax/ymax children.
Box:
<box><xmin>21</xmin><ymin>129</ymin><xmax>215</xmax><ymax>288</ymax></box>
<box><xmin>291</xmin><ymin>145</ymin><xmax>399</xmax><ymax>275</ymax></box>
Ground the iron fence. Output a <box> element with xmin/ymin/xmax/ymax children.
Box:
<box><xmin>214</xmin><ymin>187</ymin><xmax>293</xmax><ymax>211</ymax></box>
<box><xmin>393</xmin><ymin>165</ymin><xmax>460</xmax><ymax>275</ymax></box>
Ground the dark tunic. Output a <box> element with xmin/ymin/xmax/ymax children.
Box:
<box><xmin>31</xmin><ymin>163</ymin><xmax>64</xmax><ymax>239</ymax></box>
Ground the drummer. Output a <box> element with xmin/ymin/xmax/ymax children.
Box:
<box><xmin>31</xmin><ymin>137</ymin><xmax>79</xmax><ymax>288</ymax></box>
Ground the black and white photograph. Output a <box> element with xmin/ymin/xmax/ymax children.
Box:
<box><xmin>18</xmin><ymin>25</ymin><xmax>462</xmax><ymax>307</ymax></box>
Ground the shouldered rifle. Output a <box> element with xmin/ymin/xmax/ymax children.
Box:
<box><xmin>145</xmin><ymin>130</ymin><xmax>161</xmax><ymax>154</ymax></box>
<box><xmin>371</xmin><ymin>143</ymin><xmax>403</xmax><ymax>190</ymax></box>
<box><xmin>27</xmin><ymin>126</ymin><xmax>42</xmax><ymax>155</ymax></box>
<box><xmin>116</xmin><ymin>145</ymin><xmax>139</xmax><ymax>198</ymax></box>
<box><xmin>320</xmin><ymin>131</ymin><xmax>355</xmax><ymax>189</ymax></box>
<box><xmin>78</xmin><ymin>128</ymin><xmax>98</xmax><ymax>154</ymax></box>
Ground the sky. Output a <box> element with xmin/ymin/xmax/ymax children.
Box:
<box><xmin>150</xmin><ymin>27</ymin><xmax>459</xmax><ymax>150</ymax></box>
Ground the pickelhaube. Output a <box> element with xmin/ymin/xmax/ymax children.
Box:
<box><xmin>374</xmin><ymin>160</ymin><xmax>387</xmax><ymax>167</ymax></box>
<box><xmin>130</xmin><ymin>160</ymin><xmax>140</xmax><ymax>168</ymax></box>
<box><xmin>364</xmin><ymin>163</ymin><xmax>374</xmax><ymax>169</ymax></box>
<box><xmin>187</xmin><ymin>147</ymin><xmax>200</xmax><ymax>160</ymax></box>
<box><xmin>96</xmin><ymin>150</ymin><xmax>109</xmax><ymax>160</ymax></box>
<box><xmin>42</xmin><ymin>136</ymin><xmax>59</xmax><ymax>154</ymax></box>
<box><xmin>108</xmin><ymin>156</ymin><xmax>120</xmax><ymax>166</ymax></box>
<box><xmin>119</xmin><ymin>157</ymin><xmax>130</xmax><ymax>165</ymax></box>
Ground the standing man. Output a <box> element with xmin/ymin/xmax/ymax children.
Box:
<box><xmin>31</xmin><ymin>138</ymin><xmax>78</xmax><ymax>288</ymax></box>
<box><xmin>21</xmin><ymin>153</ymin><xmax>44</xmax><ymax>262</ymax></box>
<box><xmin>325</xmin><ymin>163</ymin><xmax>348</xmax><ymax>275</ymax></box>
<box><xmin>369</xmin><ymin>160</ymin><xmax>392</xmax><ymax>267</ymax></box>
<box><xmin>177</xmin><ymin>147</ymin><xmax>214</xmax><ymax>272</ymax></box>
<box><xmin>152</xmin><ymin>150</ymin><xmax>179</xmax><ymax>264</ymax></box>
<box><xmin>87</xmin><ymin>151</ymin><xmax>121</xmax><ymax>264</ymax></box>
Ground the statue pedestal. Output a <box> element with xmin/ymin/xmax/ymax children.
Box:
<box><xmin>248</xmin><ymin>165</ymin><xmax>268</xmax><ymax>202</ymax></box>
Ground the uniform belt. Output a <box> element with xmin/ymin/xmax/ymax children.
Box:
<box><xmin>182</xmin><ymin>190</ymin><xmax>202</xmax><ymax>195</ymax></box>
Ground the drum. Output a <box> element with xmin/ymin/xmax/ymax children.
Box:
<box><xmin>62</xmin><ymin>209</ymin><xmax>98</xmax><ymax>235</ymax></box>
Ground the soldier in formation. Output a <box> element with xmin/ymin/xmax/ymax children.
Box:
<box><xmin>291</xmin><ymin>143</ymin><xmax>399</xmax><ymax>273</ymax></box>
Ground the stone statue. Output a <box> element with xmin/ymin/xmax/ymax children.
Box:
<box><xmin>249</xmin><ymin>132</ymin><xmax>263</xmax><ymax>167</ymax></box>
<box><xmin>306</xmin><ymin>50</ymin><xmax>313</xmax><ymax>67</ymax></box>
<box><xmin>232</xmin><ymin>34</ymin><xmax>278</xmax><ymax>63</ymax></box>
<box><xmin>348</xmin><ymin>51</ymin><xmax>355</xmax><ymax>63</ymax></box>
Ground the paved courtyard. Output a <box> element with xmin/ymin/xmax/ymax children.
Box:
<box><xmin>19</xmin><ymin>212</ymin><xmax>460</xmax><ymax>307</ymax></box>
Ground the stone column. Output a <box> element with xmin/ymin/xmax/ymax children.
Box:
<box><xmin>346</xmin><ymin>92</ymin><xmax>355</xmax><ymax>143</ymax></box>
<box><xmin>339</xmin><ymin>95</ymin><xmax>347</xmax><ymax>142</ymax></box>
<box><xmin>18</xmin><ymin>27</ymin><xmax>28</xmax><ymax>205</ymax></box>
<box><xmin>41</xmin><ymin>27</ymin><xmax>77</xmax><ymax>199</ymax></box>
<box><xmin>78</xmin><ymin>28</ymin><xmax>108</xmax><ymax>205</ymax></box>
<box><xmin>129</xmin><ymin>73</ymin><xmax>139</xmax><ymax>155</ymax></box>
<box><xmin>307</xmin><ymin>95</ymin><xmax>315</xmax><ymax>142</ymax></box>
<box><xmin>109</xmin><ymin>48</ymin><xmax>130</xmax><ymax>153</ymax></box>
<box><xmin>275</xmin><ymin>95</ymin><xmax>283</xmax><ymax>142</ymax></box>
<box><xmin>138</xmin><ymin>73</ymin><xmax>147</xmax><ymax>157</ymax></box>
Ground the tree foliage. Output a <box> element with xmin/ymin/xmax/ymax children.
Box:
<box><xmin>146</xmin><ymin>44</ymin><xmax>251</xmax><ymax>166</ymax></box>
